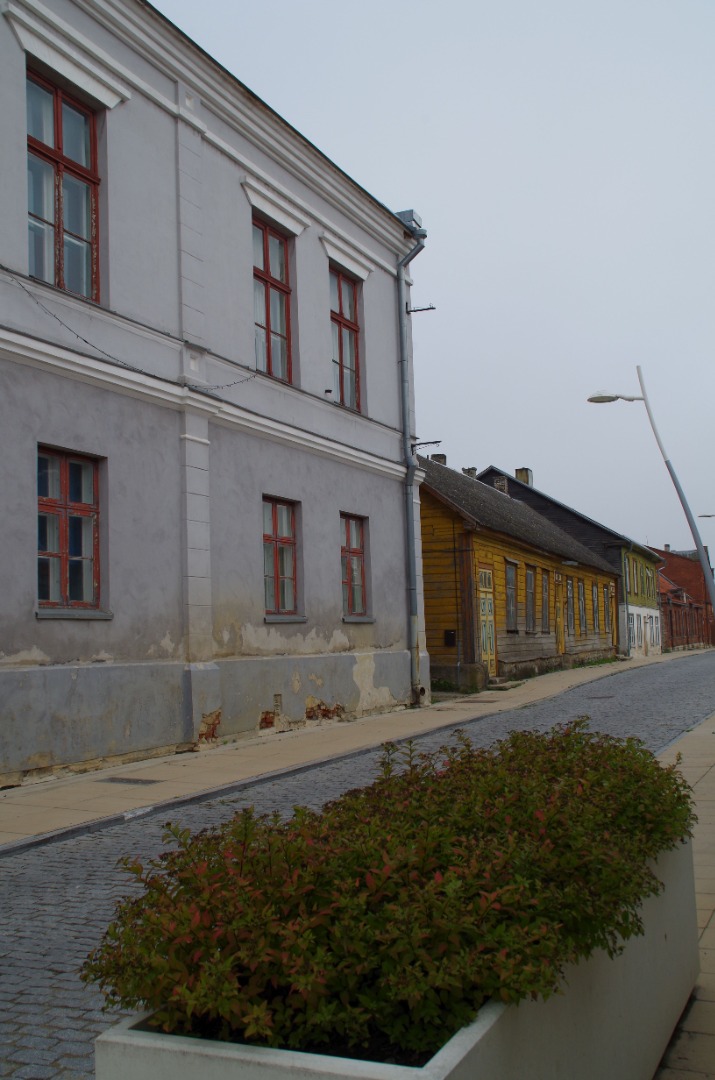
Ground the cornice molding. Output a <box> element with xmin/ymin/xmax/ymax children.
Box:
<box><xmin>64</xmin><ymin>0</ymin><xmax>415</xmax><ymax>257</ymax></box>
<box><xmin>0</xmin><ymin>327</ymin><xmax>405</xmax><ymax>481</ymax></box>
<box><xmin>3</xmin><ymin>0</ymin><xmax>131</xmax><ymax>107</ymax></box>
<box><xmin>241</xmin><ymin>177</ymin><xmax>310</xmax><ymax>237</ymax></box>
<box><xmin>2</xmin><ymin>268</ymin><xmax>183</xmax><ymax>351</ymax></box>
<box><xmin>319</xmin><ymin>233</ymin><xmax>375</xmax><ymax>281</ymax></box>
<box><xmin>5</xmin><ymin>0</ymin><xmax>413</xmax><ymax>273</ymax></box>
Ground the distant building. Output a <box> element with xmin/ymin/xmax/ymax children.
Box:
<box><xmin>420</xmin><ymin>457</ymin><xmax>618</xmax><ymax>689</ymax></box>
<box><xmin>477</xmin><ymin>467</ymin><xmax>662</xmax><ymax>658</ymax></box>
<box><xmin>0</xmin><ymin>0</ymin><xmax>428</xmax><ymax>784</ymax></box>
<box><xmin>651</xmin><ymin>546</ymin><xmax>715</xmax><ymax>647</ymax></box>
<box><xmin>657</xmin><ymin>572</ymin><xmax>707</xmax><ymax>652</ymax></box>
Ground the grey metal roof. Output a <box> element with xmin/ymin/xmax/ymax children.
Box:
<box><xmin>419</xmin><ymin>457</ymin><xmax>617</xmax><ymax>576</ymax></box>
<box><xmin>477</xmin><ymin>465</ymin><xmax>660</xmax><ymax>562</ymax></box>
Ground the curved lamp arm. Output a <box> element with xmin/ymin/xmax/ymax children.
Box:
<box><xmin>635</xmin><ymin>366</ymin><xmax>715</xmax><ymax>615</ymax></box>
<box><xmin>589</xmin><ymin>367</ymin><xmax>715</xmax><ymax>617</ymax></box>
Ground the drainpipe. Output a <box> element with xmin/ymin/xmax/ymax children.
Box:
<box><xmin>395</xmin><ymin>212</ymin><xmax>427</xmax><ymax>705</ymax></box>
<box><xmin>622</xmin><ymin>544</ymin><xmax>633</xmax><ymax>657</ymax></box>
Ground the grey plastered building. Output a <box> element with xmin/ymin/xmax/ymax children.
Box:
<box><xmin>0</xmin><ymin>0</ymin><xmax>429</xmax><ymax>785</ymax></box>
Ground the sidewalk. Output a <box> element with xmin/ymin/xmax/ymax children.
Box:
<box><xmin>0</xmin><ymin>651</ymin><xmax>688</xmax><ymax>849</ymax></box>
<box><xmin>1</xmin><ymin>649</ymin><xmax>713</xmax><ymax>1077</ymax></box>
<box><xmin>656</xmin><ymin>711</ymin><xmax>715</xmax><ymax>1078</ymax></box>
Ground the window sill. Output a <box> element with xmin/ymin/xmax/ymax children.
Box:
<box><xmin>36</xmin><ymin>608</ymin><xmax>114</xmax><ymax>620</ymax></box>
<box><xmin>28</xmin><ymin>274</ymin><xmax>100</xmax><ymax>307</ymax></box>
<box><xmin>256</xmin><ymin>369</ymin><xmax>294</xmax><ymax>387</ymax></box>
<box><xmin>342</xmin><ymin>615</ymin><xmax>375</xmax><ymax>624</ymax></box>
<box><xmin>331</xmin><ymin>400</ymin><xmax>363</xmax><ymax>415</ymax></box>
<box><xmin>264</xmin><ymin>614</ymin><xmax>307</xmax><ymax>624</ymax></box>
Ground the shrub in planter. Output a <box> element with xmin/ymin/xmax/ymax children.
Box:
<box><xmin>82</xmin><ymin>720</ymin><xmax>694</xmax><ymax>1066</ymax></box>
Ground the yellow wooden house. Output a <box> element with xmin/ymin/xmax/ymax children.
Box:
<box><xmin>419</xmin><ymin>456</ymin><xmax>620</xmax><ymax>689</ymax></box>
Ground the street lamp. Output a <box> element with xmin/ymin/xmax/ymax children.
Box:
<box><xmin>588</xmin><ymin>365</ymin><xmax>715</xmax><ymax>615</ymax></box>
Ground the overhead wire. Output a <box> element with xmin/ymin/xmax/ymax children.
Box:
<box><xmin>4</xmin><ymin>268</ymin><xmax>258</xmax><ymax>397</ymax></box>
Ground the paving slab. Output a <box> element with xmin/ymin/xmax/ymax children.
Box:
<box><xmin>1</xmin><ymin>647</ymin><xmax>714</xmax><ymax>1080</ymax></box>
<box><xmin>662</xmin><ymin>1030</ymin><xmax>715</xmax><ymax>1074</ymax></box>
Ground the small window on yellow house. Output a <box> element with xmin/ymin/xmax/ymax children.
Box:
<box><xmin>506</xmin><ymin>562</ymin><xmax>517</xmax><ymax>632</ymax></box>
<box><xmin>566</xmin><ymin>578</ymin><xmax>575</xmax><ymax>634</ymax></box>
<box><xmin>592</xmin><ymin>583</ymin><xmax>600</xmax><ymax>633</ymax></box>
<box><xmin>526</xmin><ymin>566</ymin><xmax>536</xmax><ymax>631</ymax></box>
<box><xmin>577</xmin><ymin>580</ymin><xmax>586</xmax><ymax>634</ymax></box>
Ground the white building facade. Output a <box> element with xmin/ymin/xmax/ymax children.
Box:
<box><xmin>0</xmin><ymin>0</ymin><xmax>429</xmax><ymax>785</ymax></box>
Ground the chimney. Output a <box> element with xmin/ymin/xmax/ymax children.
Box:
<box><xmin>494</xmin><ymin>476</ymin><xmax>508</xmax><ymax>494</ymax></box>
<box><xmin>515</xmin><ymin>467</ymin><xmax>533</xmax><ymax>486</ymax></box>
<box><xmin>664</xmin><ymin>544</ymin><xmax>670</xmax><ymax>552</ymax></box>
<box><xmin>462</xmin><ymin>467</ymin><xmax>477</xmax><ymax>479</ymax></box>
<box><xmin>431</xmin><ymin>453</ymin><xmax>447</xmax><ymax>465</ymax></box>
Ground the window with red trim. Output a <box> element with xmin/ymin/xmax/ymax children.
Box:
<box><xmin>26</xmin><ymin>73</ymin><xmax>100</xmax><ymax>301</ymax></box>
<box><xmin>263</xmin><ymin>498</ymin><xmax>297</xmax><ymax>614</ymax></box>
<box><xmin>253</xmin><ymin>219</ymin><xmax>291</xmax><ymax>381</ymax></box>
<box><xmin>330</xmin><ymin>268</ymin><xmax>360</xmax><ymax>410</ymax></box>
<box><xmin>37</xmin><ymin>448</ymin><xmax>100</xmax><ymax>608</ymax></box>
<box><xmin>341</xmin><ymin>514</ymin><xmax>366</xmax><ymax>616</ymax></box>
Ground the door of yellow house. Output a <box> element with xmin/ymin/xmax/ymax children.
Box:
<box><xmin>478</xmin><ymin>568</ymin><xmax>497</xmax><ymax>677</ymax></box>
<box><xmin>555</xmin><ymin>577</ymin><xmax>565</xmax><ymax>655</ymax></box>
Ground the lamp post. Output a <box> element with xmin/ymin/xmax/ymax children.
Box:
<box><xmin>588</xmin><ymin>365</ymin><xmax>715</xmax><ymax>617</ymax></box>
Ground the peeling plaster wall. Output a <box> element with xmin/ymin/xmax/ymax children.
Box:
<box><xmin>209</xmin><ymin>425</ymin><xmax>409</xmax><ymax>660</ymax></box>
<box><xmin>0</xmin><ymin>365</ymin><xmax>189</xmax><ymax>781</ymax></box>
<box><xmin>0</xmin><ymin>0</ymin><xmax>429</xmax><ymax>780</ymax></box>
<box><xmin>0</xmin><ymin>364</ymin><xmax>185</xmax><ymax>666</ymax></box>
<box><xmin>217</xmin><ymin>649</ymin><xmax>414</xmax><ymax>737</ymax></box>
<box><xmin>0</xmin><ymin>662</ymin><xmax>188</xmax><ymax>782</ymax></box>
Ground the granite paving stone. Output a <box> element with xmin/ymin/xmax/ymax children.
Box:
<box><xmin>1</xmin><ymin>651</ymin><xmax>714</xmax><ymax>1079</ymax></box>
<box><xmin>9</xmin><ymin>1068</ymin><xmax>58</xmax><ymax>1080</ymax></box>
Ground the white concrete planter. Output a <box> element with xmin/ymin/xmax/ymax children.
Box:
<box><xmin>95</xmin><ymin>841</ymin><xmax>698</xmax><ymax>1080</ymax></box>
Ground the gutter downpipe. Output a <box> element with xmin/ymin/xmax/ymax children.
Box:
<box><xmin>397</xmin><ymin>231</ymin><xmax>426</xmax><ymax>706</ymax></box>
<box><xmin>623</xmin><ymin>545</ymin><xmax>632</xmax><ymax>657</ymax></box>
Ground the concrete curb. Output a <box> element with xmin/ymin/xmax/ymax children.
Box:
<box><xmin>0</xmin><ymin>650</ymin><xmax>708</xmax><ymax>858</ymax></box>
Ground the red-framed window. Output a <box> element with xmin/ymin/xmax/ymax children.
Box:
<box><xmin>37</xmin><ymin>447</ymin><xmax>100</xmax><ymax>608</ymax></box>
<box><xmin>330</xmin><ymin>268</ymin><xmax>360</xmax><ymax>410</ymax></box>
<box><xmin>263</xmin><ymin>498</ymin><xmax>297</xmax><ymax>614</ymax></box>
<box><xmin>341</xmin><ymin>514</ymin><xmax>366</xmax><ymax>616</ymax></box>
<box><xmin>26</xmin><ymin>72</ymin><xmax>100</xmax><ymax>301</ymax></box>
<box><xmin>253</xmin><ymin>219</ymin><xmax>291</xmax><ymax>382</ymax></box>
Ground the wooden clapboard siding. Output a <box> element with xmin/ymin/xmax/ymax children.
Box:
<box><xmin>473</xmin><ymin>531</ymin><xmax>557</xmax><ymax>667</ymax></box>
<box><xmin>420</xmin><ymin>490</ymin><xmax>475</xmax><ymax>663</ymax></box>
<box><xmin>420</xmin><ymin>488</ymin><xmax>617</xmax><ymax>678</ymax></box>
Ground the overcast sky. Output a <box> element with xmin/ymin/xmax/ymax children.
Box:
<box><xmin>153</xmin><ymin>0</ymin><xmax>715</xmax><ymax>554</ymax></box>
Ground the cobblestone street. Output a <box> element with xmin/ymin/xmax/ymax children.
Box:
<box><xmin>2</xmin><ymin>651</ymin><xmax>714</xmax><ymax>1079</ymax></box>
